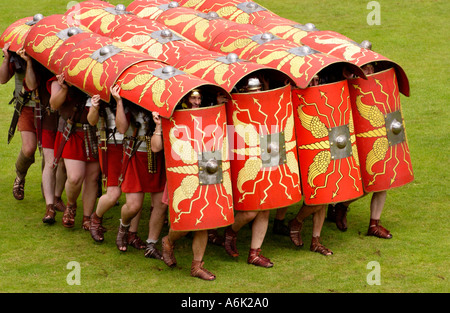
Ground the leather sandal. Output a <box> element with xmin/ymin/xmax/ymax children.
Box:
<box><xmin>310</xmin><ymin>236</ymin><xmax>333</xmax><ymax>256</ymax></box>
<box><xmin>116</xmin><ymin>222</ymin><xmax>129</xmax><ymax>252</ymax></box>
<box><xmin>13</xmin><ymin>177</ymin><xmax>25</xmax><ymax>201</ymax></box>
<box><xmin>82</xmin><ymin>215</ymin><xmax>90</xmax><ymax>231</ymax></box>
<box><xmin>247</xmin><ymin>248</ymin><xmax>273</xmax><ymax>268</ymax></box>
<box><xmin>208</xmin><ymin>229</ymin><xmax>224</xmax><ymax>246</ymax></box>
<box><xmin>42</xmin><ymin>204</ymin><xmax>56</xmax><ymax>224</ymax></box>
<box><xmin>90</xmin><ymin>212</ymin><xmax>104</xmax><ymax>242</ymax></box>
<box><xmin>62</xmin><ymin>203</ymin><xmax>77</xmax><ymax>228</ymax></box>
<box><xmin>127</xmin><ymin>232</ymin><xmax>146</xmax><ymax>250</ymax></box>
<box><xmin>224</xmin><ymin>226</ymin><xmax>239</xmax><ymax>257</ymax></box>
<box><xmin>334</xmin><ymin>203</ymin><xmax>349</xmax><ymax>232</ymax></box>
<box><xmin>367</xmin><ymin>219</ymin><xmax>392</xmax><ymax>239</ymax></box>
<box><xmin>191</xmin><ymin>260</ymin><xmax>216</xmax><ymax>281</ymax></box>
<box><xmin>144</xmin><ymin>242</ymin><xmax>163</xmax><ymax>260</ymax></box>
<box><xmin>54</xmin><ymin>196</ymin><xmax>66</xmax><ymax>212</ymax></box>
<box><xmin>288</xmin><ymin>218</ymin><xmax>304</xmax><ymax>247</ymax></box>
<box><xmin>161</xmin><ymin>236</ymin><xmax>177</xmax><ymax>268</ymax></box>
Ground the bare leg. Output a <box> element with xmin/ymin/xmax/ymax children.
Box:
<box><xmin>121</xmin><ymin>192</ymin><xmax>145</xmax><ymax>226</ymax></box>
<box><xmin>288</xmin><ymin>204</ymin><xmax>322</xmax><ymax>248</ymax></box>
<box><xmin>147</xmin><ymin>191</ymin><xmax>168</xmax><ymax>242</ymax></box>
<box><xmin>13</xmin><ymin>131</ymin><xmax>37</xmax><ymax>200</ymax></box>
<box><xmin>275</xmin><ymin>207</ymin><xmax>288</xmax><ymax>220</ymax></box>
<box><xmin>367</xmin><ymin>191</ymin><xmax>392</xmax><ymax>239</ymax></box>
<box><xmin>20</xmin><ymin>131</ymin><xmax>37</xmax><ymax>160</ymax></box>
<box><xmin>250</xmin><ymin>211</ymin><xmax>270</xmax><ymax>250</ymax></box>
<box><xmin>96</xmin><ymin>186</ymin><xmax>121</xmax><ymax>218</ymax></box>
<box><xmin>82</xmin><ymin>161</ymin><xmax>100</xmax><ymax>218</ymax></box>
<box><xmin>192</xmin><ymin>230</ymin><xmax>208</xmax><ymax>262</ymax></box>
<box><xmin>310</xmin><ymin>205</ymin><xmax>333</xmax><ymax>255</ymax></box>
<box><xmin>231</xmin><ymin>211</ymin><xmax>258</xmax><ymax>233</ymax></box>
<box><xmin>54</xmin><ymin>158</ymin><xmax>66</xmax><ymax>199</ymax></box>
<box><xmin>190</xmin><ymin>230</ymin><xmax>216</xmax><ymax>280</ymax></box>
<box><xmin>42</xmin><ymin>148</ymin><xmax>56</xmax><ymax>206</ymax></box>
<box><xmin>63</xmin><ymin>158</ymin><xmax>85</xmax><ymax>206</ymax></box>
<box><xmin>370</xmin><ymin>191</ymin><xmax>387</xmax><ymax>220</ymax></box>
<box><xmin>312</xmin><ymin>205</ymin><xmax>327</xmax><ymax>237</ymax></box>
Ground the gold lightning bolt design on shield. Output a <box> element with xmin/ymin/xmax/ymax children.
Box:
<box><xmin>168</xmin><ymin>113</ymin><xmax>231</xmax><ymax>224</ymax></box>
<box><xmin>71</xmin><ymin>8</ymin><xmax>116</xmax><ymax>35</ymax></box>
<box><xmin>298</xmin><ymin>93</ymin><xmax>358</xmax><ymax>198</ymax></box>
<box><xmin>162</xmin><ymin>13</ymin><xmax>210</xmax><ymax>43</ymax></box>
<box><xmin>267</xmin><ymin>25</ymin><xmax>308</xmax><ymax>43</ymax></box>
<box><xmin>233</xmin><ymin>93</ymin><xmax>297</xmax><ymax>203</ymax></box>
<box><xmin>180</xmin><ymin>59</ymin><xmax>231</xmax><ymax>87</ymax></box>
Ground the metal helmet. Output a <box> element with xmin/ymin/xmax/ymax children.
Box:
<box><xmin>245</xmin><ymin>77</ymin><xmax>262</xmax><ymax>91</ymax></box>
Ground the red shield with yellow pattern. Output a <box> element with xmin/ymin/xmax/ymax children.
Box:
<box><xmin>59</xmin><ymin>36</ymin><xmax>155</xmax><ymax>102</ymax></box>
<box><xmin>175</xmin><ymin>50</ymin><xmax>285</xmax><ymax>93</ymax></box>
<box><xmin>292</xmin><ymin>79</ymin><xmax>364</xmax><ymax>205</ymax></box>
<box><xmin>65</xmin><ymin>0</ymin><xmax>137</xmax><ymax>37</ymax></box>
<box><xmin>155</xmin><ymin>5</ymin><xmax>236</xmax><ymax>50</ymax></box>
<box><xmin>210</xmin><ymin>27</ymin><xmax>364</xmax><ymax>89</ymax></box>
<box><xmin>228</xmin><ymin>84</ymin><xmax>302</xmax><ymax>211</ymax></box>
<box><xmin>348</xmin><ymin>67</ymin><xmax>414</xmax><ymax>192</ymax></box>
<box><xmin>209</xmin><ymin>23</ymin><xmax>265</xmax><ymax>58</ymax></box>
<box><xmin>127</xmin><ymin>0</ymin><xmax>177</xmax><ymax>20</ymax></box>
<box><xmin>245</xmin><ymin>37</ymin><xmax>364</xmax><ymax>89</ymax></box>
<box><xmin>301</xmin><ymin>31</ymin><xmax>410</xmax><ymax>96</ymax></box>
<box><xmin>116</xmin><ymin>61</ymin><xmax>225</xmax><ymax>118</ymax></box>
<box><xmin>252</xmin><ymin>16</ymin><xmax>312</xmax><ymax>44</ymax></box>
<box><xmin>161</xmin><ymin>103</ymin><xmax>234</xmax><ymax>231</ymax></box>
<box><xmin>109</xmin><ymin>19</ymin><xmax>205</xmax><ymax>64</ymax></box>
<box><xmin>179</xmin><ymin>0</ymin><xmax>278</xmax><ymax>25</ymax></box>
<box><xmin>186</xmin><ymin>0</ymin><xmax>324</xmax><ymax>51</ymax></box>
<box><xmin>24</xmin><ymin>14</ymin><xmax>93</xmax><ymax>74</ymax></box>
<box><xmin>0</xmin><ymin>15</ymin><xmax>42</xmax><ymax>52</ymax></box>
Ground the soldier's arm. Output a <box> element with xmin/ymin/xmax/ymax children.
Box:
<box><xmin>0</xmin><ymin>43</ymin><xmax>13</xmax><ymax>84</ymax></box>
<box><xmin>113</xmin><ymin>85</ymin><xmax>128</xmax><ymax>134</ymax></box>
<box><xmin>87</xmin><ymin>95</ymin><xmax>101</xmax><ymax>126</ymax></box>
<box><xmin>151</xmin><ymin>111</ymin><xmax>163</xmax><ymax>152</ymax></box>
<box><xmin>49</xmin><ymin>74</ymin><xmax>68</xmax><ymax>111</ymax></box>
<box><xmin>18</xmin><ymin>48</ymin><xmax>38</xmax><ymax>90</ymax></box>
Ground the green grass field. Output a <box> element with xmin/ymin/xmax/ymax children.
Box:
<box><xmin>0</xmin><ymin>0</ymin><xmax>448</xmax><ymax>294</ymax></box>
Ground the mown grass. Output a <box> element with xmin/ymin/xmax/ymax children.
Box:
<box><xmin>0</xmin><ymin>0</ymin><xmax>448</xmax><ymax>294</ymax></box>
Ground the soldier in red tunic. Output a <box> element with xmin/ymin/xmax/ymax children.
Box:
<box><xmin>48</xmin><ymin>73</ymin><xmax>100</xmax><ymax>229</ymax></box>
<box><xmin>224</xmin><ymin>77</ymin><xmax>275</xmax><ymax>267</ymax></box>
<box><xmin>327</xmin><ymin>62</ymin><xmax>392</xmax><ymax>239</ymax></box>
<box><xmin>87</xmin><ymin>85</ymin><xmax>143</xmax><ymax>246</ymax></box>
<box><xmin>114</xmin><ymin>85</ymin><xmax>167</xmax><ymax>254</ymax></box>
<box><xmin>159</xmin><ymin>89</ymin><xmax>217</xmax><ymax>281</ymax></box>
<box><xmin>0</xmin><ymin>43</ymin><xmax>38</xmax><ymax>201</ymax></box>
